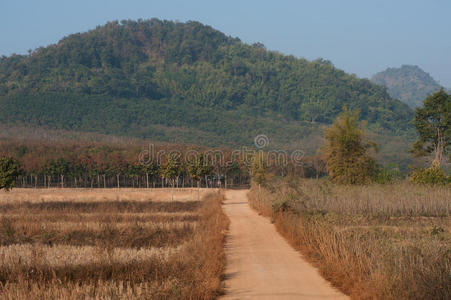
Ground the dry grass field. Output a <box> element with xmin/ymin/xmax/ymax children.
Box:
<box><xmin>0</xmin><ymin>188</ymin><xmax>229</xmax><ymax>299</ymax></box>
<box><xmin>1</xmin><ymin>188</ymin><xmax>209</xmax><ymax>203</ymax></box>
<box><xmin>249</xmin><ymin>179</ymin><xmax>451</xmax><ymax>300</ymax></box>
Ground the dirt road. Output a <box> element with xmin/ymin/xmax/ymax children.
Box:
<box><xmin>221</xmin><ymin>190</ymin><xmax>348</xmax><ymax>300</ymax></box>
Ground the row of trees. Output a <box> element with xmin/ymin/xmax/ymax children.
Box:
<box><xmin>0</xmin><ymin>154</ymin><xmax>248</xmax><ymax>190</ymax></box>
<box><xmin>0</xmin><ymin>139</ymin><xmax>330</xmax><ymax>191</ymax></box>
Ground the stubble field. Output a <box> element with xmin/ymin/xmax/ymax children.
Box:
<box><xmin>0</xmin><ymin>188</ymin><xmax>229</xmax><ymax>299</ymax></box>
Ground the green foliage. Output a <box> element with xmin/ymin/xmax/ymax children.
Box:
<box><xmin>0</xmin><ymin>140</ymin><xmax>253</xmax><ymax>188</ymax></box>
<box><xmin>412</xmin><ymin>89</ymin><xmax>450</xmax><ymax>164</ymax></box>
<box><xmin>410</xmin><ymin>162</ymin><xmax>450</xmax><ymax>185</ymax></box>
<box><xmin>0</xmin><ymin>19</ymin><xmax>413</xmax><ymax>148</ymax></box>
<box><xmin>160</xmin><ymin>153</ymin><xmax>181</xmax><ymax>186</ymax></box>
<box><xmin>322</xmin><ymin>108</ymin><xmax>377</xmax><ymax>185</ymax></box>
<box><xmin>372</xmin><ymin>163</ymin><xmax>403</xmax><ymax>184</ymax></box>
<box><xmin>372</xmin><ymin>65</ymin><xmax>443</xmax><ymax>108</ymax></box>
<box><xmin>186</xmin><ymin>153</ymin><xmax>212</xmax><ymax>185</ymax></box>
<box><xmin>0</xmin><ymin>157</ymin><xmax>21</xmax><ymax>191</ymax></box>
<box><xmin>142</xmin><ymin>161</ymin><xmax>159</xmax><ymax>177</ymax></box>
<box><xmin>251</xmin><ymin>153</ymin><xmax>267</xmax><ymax>186</ymax></box>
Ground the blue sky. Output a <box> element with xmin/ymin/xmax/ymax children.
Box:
<box><xmin>1</xmin><ymin>0</ymin><xmax>450</xmax><ymax>86</ymax></box>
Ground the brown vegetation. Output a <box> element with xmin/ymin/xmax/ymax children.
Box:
<box><xmin>0</xmin><ymin>189</ymin><xmax>229</xmax><ymax>299</ymax></box>
<box><xmin>248</xmin><ymin>178</ymin><xmax>451</xmax><ymax>299</ymax></box>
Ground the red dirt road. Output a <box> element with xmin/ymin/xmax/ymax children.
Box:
<box><xmin>221</xmin><ymin>189</ymin><xmax>348</xmax><ymax>300</ymax></box>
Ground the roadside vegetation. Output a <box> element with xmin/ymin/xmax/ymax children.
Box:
<box><xmin>0</xmin><ymin>189</ymin><xmax>229</xmax><ymax>299</ymax></box>
<box><xmin>248</xmin><ymin>92</ymin><xmax>450</xmax><ymax>299</ymax></box>
<box><xmin>248</xmin><ymin>178</ymin><xmax>451</xmax><ymax>299</ymax></box>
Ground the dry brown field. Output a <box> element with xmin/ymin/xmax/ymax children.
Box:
<box><xmin>0</xmin><ymin>188</ymin><xmax>228</xmax><ymax>299</ymax></box>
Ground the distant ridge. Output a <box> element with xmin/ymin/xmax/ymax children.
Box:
<box><xmin>371</xmin><ymin>65</ymin><xmax>443</xmax><ymax>108</ymax></box>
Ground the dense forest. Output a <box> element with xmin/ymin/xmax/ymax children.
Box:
<box><xmin>371</xmin><ymin>65</ymin><xmax>444</xmax><ymax>108</ymax></box>
<box><xmin>0</xmin><ymin>19</ymin><xmax>413</xmax><ymax>149</ymax></box>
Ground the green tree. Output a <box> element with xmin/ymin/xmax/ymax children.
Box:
<box><xmin>160</xmin><ymin>153</ymin><xmax>181</xmax><ymax>200</ymax></box>
<box><xmin>251</xmin><ymin>153</ymin><xmax>267</xmax><ymax>187</ymax></box>
<box><xmin>251</xmin><ymin>153</ymin><xmax>267</xmax><ymax>209</ymax></box>
<box><xmin>412</xmin><ymin>89</ymin><xmax>450</xmax><ymax>166</ymax></box>
<box><xmin>187</xmin><ymin>153</ymin><xmax>212</xmax><ymax>199</ymax></box>
<box><xmin>322</xmin><ymin>107</ymin><xmax>377</xmax><ymax>184</ymax></box>
<box><xmin>187</xmin><ymin>154</ymin><xmax>210</xmax><ymax>188</ymax></box>
<box><xmin>142</xmin><ymin>161</ymin><xmax>159</xmax><ymax>188</ymax></box>
<box><xmin>0</xmin><ymin>157</ymin><xmax>21</xmax><ymax>192</ymax></box>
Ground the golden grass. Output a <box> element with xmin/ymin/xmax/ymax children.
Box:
<box><xmin>0</xmin><ymin>218</ymin><xmax>195</xmax><ymax>248</ymax></box>
<box><xmin>19</xmin><ymin>220</ymin><xmax>197</xmax><ymax>231</ymax></box>
<box><xmin>0</xmin><ymin>244</ymin><xmax>180</xmax><ymax>267</ymax></box>
<box><xmin>0</xmin><ymin>189</ymin><xmax>229</xmax><ymax>299</ymax></box>
<box><xmin>0</xmin><ymin>200</ymin><xmax>202</xmax><ymax>214</ymax></box>
<box><xmin>3</xmin><ymin>212</ymin><xmax>200</xmax><ymax>223</ymax></box>
<box><xmin>1</xmin><ymin>188</ymin><xmax>211</xmax><ymax>203</ymax></box>
<box><xmin>249</xmin><ymin>179</ymin><xmax>451</xmax><ymax>300</ymax></box>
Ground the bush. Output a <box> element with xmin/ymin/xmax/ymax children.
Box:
<box><xmin>410</xmin><ymin>162</ymin><xmax>450</xmax><ymax>185</ymax></box>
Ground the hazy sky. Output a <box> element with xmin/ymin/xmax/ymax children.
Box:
<box><xmin>1</xmin><ymin>0</ymin><xmax>450</xmax><ymax>86</ymax></box>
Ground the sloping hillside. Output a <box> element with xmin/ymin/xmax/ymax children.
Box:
<box><xmin>0</xmin><ymin>19</ymin><xmax>413</xmax><ymax>149</ymax></box>
<box><xmin>371</xmin><ymin>65</ymin><xmax>443</xmax><ymax>108</ymax></box>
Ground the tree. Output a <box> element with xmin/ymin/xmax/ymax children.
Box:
<box><xmin>251</xmin><ymin>153</ymin><xmax>267</xmax><ymax>209</ymax></box>
<box><xmin>322</xmin><ymin>107</ymin><xmax>377</xmax><ymax>184</ymax></box>
<box><xmin>52</xmin><ymin>158</ymin><xmax>70</xmax><ymax>188</ymax></box>
<box><xmin>142</xmin><ymin>161</ymin><xmax>159</xmax><ymax>188</ymax></box>
<box><xmin>225</xmin><ymin>161</ymin><xmax>242</xmax><ymax>187</ymax></box>
<box><xmin>412</xmin><ymin>89</ymin><xmax>450</xmax><ymax>166</ymax></box>
<box><xmin>251</xmin><ymin>153</ymin><xmax>267</xmax><ymax>187</ymax></box>
<box><xmin>301</xmin><ymin>100</ymin><xmax>323</xmax><ymax>123</ymax></box>
<box><xmin>187</xmin><ymin>154</ymin><xmax>211</xmax><ymax>200</ymax></box>
<box><xmin>160</xmin><ymin>153</ymin><xmax>181</xmax><ymax>200</ymax></box>
<box><xmin>0</xmin><ymin>157</ymin><xmax>21</xmax><ymax>192</ymax></box>
<box><xmin>108</xmin><ymin>152</ymin><xmax>126</xmax><ymax>188</ymax></box>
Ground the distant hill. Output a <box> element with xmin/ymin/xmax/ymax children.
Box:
<box><xmin>371</xmin><ymin>65</ymin><xmax>443</xmax><ymax>108</ymax></box>
<box><xmin>0</xmin><ymin>19</ymin><xmax>413</xmax><ymax>159</ymax></box>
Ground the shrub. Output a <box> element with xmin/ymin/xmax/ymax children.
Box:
<box><xmin>410</xmin><ymin>162</ymin><xmax>450</xmax><ymax>185</ymax></box>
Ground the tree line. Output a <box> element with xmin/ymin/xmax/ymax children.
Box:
<box><xmin>0</xmin><ymin>139</ymin><xmax>330</xmax><ymax>191</ymax></box>
<box><xmin>0</xmin><ymin>141</ymin><xmax>247</xmax><ymax>189</ymax></box>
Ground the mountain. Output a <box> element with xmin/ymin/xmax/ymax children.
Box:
<box><xmin>0</xmin><ymin>19</ymin><xmax>413</xmax><ymax>151</ymax></box>
<box><xmin>371</xmin><ymin>65</ymin><xmax>443</xmax><ymax>108</ymax></box>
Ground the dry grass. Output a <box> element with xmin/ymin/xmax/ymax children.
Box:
<box><xmin>0</xmin><ymin>189</ymin><xmax>229</xmax><ymax>299</ymax></box>
<box><xmin>3</xmin><ymin>212</ymin><xmax>199</xmax><ymax>223</ymax></box>
<box><xmin>249</xmin><ymin>178</ymin><xmax>451</xmax><ymax>300</ymax></box>
<box><xmin>0</xmin><ymin>200</ymin><xmax>202</xmax><ymax>214</ymax></box>
<box><xmin>0</xmin><ymin>188</ymin><xmax>210</xmax><ymax>203</ymax></box>
<box><xmin>0</xmin><ymin>244</ymin><xmax>180</xmax><ymax>267</ymax></box>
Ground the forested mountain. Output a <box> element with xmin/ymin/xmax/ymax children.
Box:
<box><xmin>0</xmin><ymin>19</ymin><xmax>413</xmax><ymax>149</ymax></box>
<box><xmin>371</xmin><ymin>65</ymin><xmax>443</xmax><ymax>108</ymax></box>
